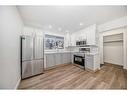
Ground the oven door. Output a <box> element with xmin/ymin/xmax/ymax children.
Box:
<box><xmin>74</xmin><ymin>55</ymin><xmax>85</xmax><ymax>66</ymax></box>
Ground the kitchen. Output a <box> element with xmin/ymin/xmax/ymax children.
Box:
<box><xmin>1</xmin><ymin>6</ymin><xmax>127</xmax><ymax>89</ymax></box>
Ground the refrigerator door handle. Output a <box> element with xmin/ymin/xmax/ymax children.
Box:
<box><xmin>33</xmin><ymin>37</ymin><xmax>35</xmax><ymax>60</ymax></box>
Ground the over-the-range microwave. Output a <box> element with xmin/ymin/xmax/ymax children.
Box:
<box><xmin>76</xmin><ymin>40</ymin><xmax>87</xmax><ymax>47</ymax></box>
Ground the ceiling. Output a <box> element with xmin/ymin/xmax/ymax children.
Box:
<box><xmin>18</xmin><ymin>6</ymin><xmax>127</xmax><ymax>32</ymax></box>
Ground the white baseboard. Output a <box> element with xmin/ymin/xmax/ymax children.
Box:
<box><xmin>14</xmin><ymin>78</ymin><xmax>21</xmax><ymax>89</ymax></box>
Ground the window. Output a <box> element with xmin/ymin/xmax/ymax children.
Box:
<box><xmin>45</xmin><ymin>34</ymin><xmax>64</xmax><ymax>50</ymax></box>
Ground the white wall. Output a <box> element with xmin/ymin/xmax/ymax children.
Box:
<box><xmin>98</xmin><ymin>15</ymin><xmax>127</xmax><ymax>68</ymax></box>
<box><xmin>0</xmin><ymin>6</ymin><xmax>23</xmax><ymax>89</ymax></box>
<box><xmin>44</xmin><ymin>30</ymin><xmax>65</xmax><ymax>37</ymax></box>
<box><xmin>98</xmin><ymin>16</ymin><xmax>127</xmax><ymax>32</ymax></box>
<box><xmin>99</xmin><ymin>28</ymin><xmax>127</xmax><ymax>68</ymax></box>
<box><xmin>22</xmin><ymin>26</ymin><xmax>43</xmax><ymax>36</ymax></box>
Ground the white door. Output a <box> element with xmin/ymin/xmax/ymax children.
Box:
<box><xmin>22</xmin><ymin>61</ymin><xmax>33</xmax><ymax>79</ymax></box>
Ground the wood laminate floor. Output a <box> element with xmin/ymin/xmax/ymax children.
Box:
<box><xmin>18</xmin><ymin>63</ymin><xmax>127</xmax><ymax>89</ymax></box>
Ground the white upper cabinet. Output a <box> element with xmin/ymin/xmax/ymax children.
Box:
<box><xmin>86</xmin><ymin>24</ymin><xmax>97</xmax><ymax>45</ymax></box>
<box><xmin>69</xmin><ymin>24</ymin><xmax>98</xmax><ymax>46</ymax></box>
<box><xmin>64</xmin><ymin>32</ymin><xmax>71</xmax><ymax>47</ymax></box>
<box><xmin>76</xmin><ymin>29</ymin><xmax>87</xmax><ymax>41</ymax></box>
<box><xmin>64</xmin><ymin>24</ymin><xmax>98</xmax><ymax>47</ymax></box>
<box><xmin>70</xmin><ymin>33</ymin><xmax>76</xmax><ymax>46</ymax></box>
<box><xmin>77</xmin><ymin>24</ymin><xmax>97</xmax><ymax>45</ymax></box>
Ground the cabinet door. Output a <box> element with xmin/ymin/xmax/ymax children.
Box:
<box><xmin>86</xmin><ymin>24</ymin><xmax>96</xmax><ymax>45</ymax></box>
<box><xmin>46</xmin><ymin>54</ymin><xmax>55</xmax><ymax>68</ymax></box>
<box><xmin>77</xmin><ymin>30</ymin><xmax>87</xmax><ymax>41</ymax></box>
<box><xmin>32</xmin><ymin>59</ymin><xmax>43</xmax><ymax>75</ymax></box>
<box><xmin>71</xmin><ymin>53</ymin><xmax>74</xmax><ymax>63</ymax></box>
<box><xmin>67</xmin><ymin>53</ymin><xmax>71</xmax><ymax>63</ymax></box>
<box><xmin>70</xmin><ymin>34</ymin><xmax>76</xmax><ymax>46</ymax></box>
<box><xmin>62</xmin><ymin>53</ymin><xmax>71</xmax><ymax>64</ymax></box>
<box><xmin>94</xmin><ymin>54</ymin><xmax>100</xmax><ymax>70</ymax></box>
<box><xmin>65</xmin><ymin>32</ymin><xmax>71</xmax><ymax>47</ymax></box>
<box><xmin>85</xmin><ymin>55</ymin><xmax>94</xmax><ymax>70</ymax></box>
<box><xmin>55</xmin><ymin>53</ymin><xmax>62</xmax><ymax>65</ymax></box>
<box><xmin>22</xmin><ymin>61</ymin><xmax>33</xmax><ymax>79</ymax></box>
<box><xmin>62</xmin><ymin>53</ymin><xmax>67</xmax><ymax>64</ymax></box>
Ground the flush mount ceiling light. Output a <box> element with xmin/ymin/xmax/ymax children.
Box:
<box><xmin>58</xmin><ymin>27</ymin><xmax>62</xmax><ymax>31</ymax></box>
<box><xmin>65</xmin><ymin>30</ymin><xmax>69</xmax><ymax>33</ymax></box>
<box><xmin>48</xmin><ymin>25</ymin><xmax>52</xmax><ymax>29</ymax></box>
<box><xmin>79</xmin><ymin>22</ymin><xmax>84</xmax><ymax>26</ymax></box>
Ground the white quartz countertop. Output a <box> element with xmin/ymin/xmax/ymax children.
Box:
<box><xmin>44</xmin><ymin>51</ymin><xmax>75</xmax><ymax>54</ymax></box>
<box><xmin>72</xmin><ymin>52</ymin><xmax>99</xmax><ymax>55</ymax></box>
<box><xmin>85</xmin><ymin>52</ymin><xmax>99</xmax><ymax>55</ymax></box>
<box><xmin>45</xmin><ymin>51</ymin><xmax>98</xmax><ymax>55</ymax></box>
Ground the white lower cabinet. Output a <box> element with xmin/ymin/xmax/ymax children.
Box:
<box><xmin>62</xmin><ymin>53</ymin><xmax>68</xmax><ymax>64</ymax></box>
<box><xmin>61</xmin><ymin>53</ymin><xmax>71</xmax><ymax>64</ymax></box>
<box><xmin>45</xmin><ymin>52</ymin><xmax>100</xmax><ymax>71</ymax></box>
<box><xmin>45</xmin><ymin>54</ymin><xmax>55</xmax><ymax>68</ymax></box>
<box><xmin>45</xmin><ymin>53</ymin><xmax>71</xmax><ymax>69</ymax></box>
<box><xmin>67</xmin><ymin>53</ymin><xmax>71</xmax><ymax>63</ymax></box>
<box><xmin>85</xmin><ymin>55</ymin><xmax>94</xmax><ymax>70</ymax></box>
<box><xmin>55</xmin><ymin>53</ymin><xmax>62</xmax><ymax>65</ymax></box>
<box><xmin>85</xmin><ymin>54</ymin><xmax>100</xmax><ymax>71</ymax></box>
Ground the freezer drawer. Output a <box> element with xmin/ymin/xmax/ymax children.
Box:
<box><xmin>21</xmin><ymin>61</ymin><xmax>33</xmax><ymax>79</ymax></box>
<box><xmin>32</xmin><ymin>59</ymin><xmax>44</xmax><ymax>75</ymax></box>
<box><xmin>21</xmin><ymin>60</ymin><xmax>43</xmax><ymax>79</ymax></box>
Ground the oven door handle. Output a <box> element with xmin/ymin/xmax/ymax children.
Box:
<box><xmin>74</xmin><ymin>55</ymin><xmax>84</xmax><ymax>58</ymax></box>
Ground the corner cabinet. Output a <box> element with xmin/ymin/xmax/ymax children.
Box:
<box><xmin>64</xmin><ymin>32</ymin><xmax>71</xmax><ymax>47</ymax></box>
<box><xmin>85</xmin><ymin>54</ymin><xmax>100</xmax><ymax>71</ymax></box>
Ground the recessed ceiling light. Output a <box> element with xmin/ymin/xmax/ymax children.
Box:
<box><xmin>79</xmin><ymin>22</ymin><xmax>83</xmax><ymax>26</ymax></box>
<box><xmin>65</xmin><ymin>30</ymin><xmax>69</xmax><ymax>33</ymax></box>
<box><xmin>58</xmin><ymin>27</ymin><xmax>62</xmax><ymax>31</ymax></box>
<box><xmin>48</xmin><ymin>25</ymin><xmax>52</xmax><ymax>29</ymax></box>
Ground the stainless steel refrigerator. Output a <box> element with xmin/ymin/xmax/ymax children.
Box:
<box><xmin>21</xmin><ymin>35</ymin><xmax>44</xmax><ymax>79</ymax></box>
